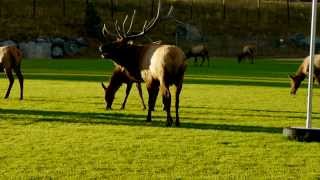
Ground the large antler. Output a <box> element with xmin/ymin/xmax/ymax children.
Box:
<box><xmin>102</xmin><ymin>0</ymin><xmax>174</xmax><ymax>41</ymax></box>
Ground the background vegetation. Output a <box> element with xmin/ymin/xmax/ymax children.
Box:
<box><xmin>0</xmin><ymin>0</ymin><xmax>317</xmax><ymax>56</ymax></box>
<box><xmin>0</xmin><ymin>58</ymin><xmax>320</xmax><ymax>178</ymax></box>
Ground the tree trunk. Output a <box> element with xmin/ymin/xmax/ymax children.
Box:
<box><xmin>62</xmin><ymin>0</ymin><xmax>66</xmax><ymax>17</ymax></box>
<box><xmin>287</xmin><ymin>0</ymin><xmax>290</xmax><ymax>24</ymax></box>
<box><xmin>222</xmin><ymin>0</ymin><xmax>226</xmax><ymax>20</ymax></box>
<box><xmin>110</xmin><ymin>0</ymin><xmax>114</xmax><ymax>19</ymax></box>
<box><xmin>150</xmin><ymin>0</ymin><xmax>154</xmax><ymax>18</ymax></box>
<box><xmin>33</xmin><ymin>0</ymin><xmax>36</xmax><ymax>18</ymax></box>
<box><xmin>190</xmin><ymin>0</ymin><xmax>193</xmax><ymax>20</ymax></box>
<box><xmin>257</xmin><ymin>0</ymin><xmax>261</xmax><ymax>22</ymax></box>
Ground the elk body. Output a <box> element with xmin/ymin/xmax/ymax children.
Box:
<box><xmin>99</xmin><ymin>0</ymin><xmax>187</xmax><ymax>126</ymax></box>
<box><xmin>186</xmin><ymin>44</ymin><xmax>209</xmax><ymax>66</ymax></box>
<box><xmin>101</xmin><ymin>64</ymin><xmax>146</xmax><ymax>110</ymax></box>
<box><xmin>0</xmin><ymin>46</ymin><xmax>24</xmax><ymax>100</ymax></box>
<box><xmin>289</xmin><ymin>54</ymin><xmax>320</xmax><ymax>95</ymax></box>
<box><xmin>237</xmin><ymin>45</ymin><xmax>256</xmax><ymax>64</ymax></box>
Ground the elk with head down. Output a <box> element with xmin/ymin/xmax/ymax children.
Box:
<box><xmin>0</xmin><ymin>46</ymin><xmax>24</xmax><ymax>100</ymax></box>
<box><xmin>237</xmin><ymin>45</ymin><xmax>256</xmax><ymax>64</ymax></box>
<box><xmin>101</xmin><ymin>64</ymin><xmax>146</xmax><ymax>110</ymax></box>
<box><xmin>289</xmin><ymin>54</ymin><xmax>320</xmax><ymax>95</ymax></box>
<box><xmin>99</xmin><ymin>0</ymin><xmax>187</xmax><ymax>126</ymax></box>
<box><xmin>186</xmin><ymin>44</ymin><xmax>210</xmax><ymax>66</ymax></box>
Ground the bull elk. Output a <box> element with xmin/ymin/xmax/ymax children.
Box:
<box><xmin>289</xmin><ymin>54</ymin><xmax>320</xmax><ymax>95</ymax></box>
<box><xmin>0</xmin><ymin>46</ymin><xmax>24</xmax><ymax>100</ymax></box>
<box><xmin>99</xmin><ymin>0</ymin><xmax>187</xmax><ymax>126</ymax></box>
<box><xmin>186</xmin><ymin>44</ymin><xmax>210</xmax><ymax>66</ymax></box>
<box><xmin>237</xmin><ymin>45</ymin><xmax>256</xmax><ymax>64</ymax></box>
<box><xmin>101</xmin><ymin>64</ymin><xmax>146</xmax><ymax>110</ymax></box>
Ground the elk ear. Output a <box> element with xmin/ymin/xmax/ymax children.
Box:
<box><xmin>101</xmin><ymin>82</ymin><xmax>107</xmax><ymax>91</ymax></box>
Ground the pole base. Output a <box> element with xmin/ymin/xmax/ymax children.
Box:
<box><xmin>283</xmin><ymin>127</ymin><xmax>320</xmax><ymax>142</ymax></box>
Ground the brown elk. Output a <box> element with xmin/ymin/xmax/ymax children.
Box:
<box><xmin>237</xmin><ymin>45</ymin><xmax>256</xmax><ymax>64</ymax></box>
<box><xmin>0</xmin><ymin>46</ymin><xmax>24</xmax><ymax>100</ymax></box>
<box><xmin>186</xmin><ymin>44</ymin><xmax>210</xmax><ymax>66</ymax></box>
<box><xmin>101</xmin><ymin>64</ymin><xmax>146</xmax><ymax>110</ymax></box>
<box><xmin>99</xmin><ymin>0</ymin><xmax>187</xmax><ymax>126</ymax></box>
<box><xmin>289</xmin><ymin>54</ymin><xmax>320</xmax><ymax>95</ymax></box>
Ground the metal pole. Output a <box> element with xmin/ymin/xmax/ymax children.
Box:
<box><xmin>306</xmin><ymin>0</ymin><xmax>318</xmax><ymax>129</ymax></box>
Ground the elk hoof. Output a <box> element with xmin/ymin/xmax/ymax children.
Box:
<box><xmin>106</xmin><ymin>106</ymin><xmax>112</xmax><ymax>110</ymax></box>
<box><xmin>175</xmin><ymin>121</ymin><xmax>180</xmax><ymax>127</ymax></box>
<box><xmin>146</xmin><ymin>114</ymin><xmax>152</xmax><ymax>122</ymax></box>
<box><xmin>166</xmin><ymin>118</ymin><xmax>173</xmax><ymax>127</ymax></box>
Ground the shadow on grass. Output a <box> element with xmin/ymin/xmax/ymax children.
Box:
<box><xmin>0</xmin><ymin>108</ymin><xmax>282</xmax><ymax>134</ymax></box>
<box><xmin>180</xmin><ymin>105</ymin><xmax>312</xmax><ymax>120</ymax></box>
<box><xmin>20</xmin><ymin>74</ymin><xmax>290</xmax><ymax>88</ymax></box>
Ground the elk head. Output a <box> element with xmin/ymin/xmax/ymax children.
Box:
<box><xmin>289</xmin><ymin>74</ymin><xmax>305</xmax><ymax>95</ymax></box>
<box><xmin>99</xmin><ymin>0</ymin><xmax>173</xmax><ymax>65</ymax></box>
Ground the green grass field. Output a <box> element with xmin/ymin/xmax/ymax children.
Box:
<box><xmin>1</xmin><ymin>58</ymin><xmax>320</xmax><ymax>179</ymax></box>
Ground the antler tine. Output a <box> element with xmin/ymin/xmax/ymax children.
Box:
<box><xmin>142</xmin><ymin>21</ymin><xmax>148</xmax><ymax>32</ymax></box>
<box><xmin>114</xmin><ymin>20</ymin><xmax>123</xmax><ymax>39</ymax></box>
<box><xmin>143</xmin><ymin>0</ymin><xmax>161</xmax><ymax>32</ymax></box>
<box><xmin>122</xmin><ymin>15</ymin><xmax>129</xmax><ymax>37</ymax></box>
<box><xmin>102</xmin><ymin>24</ymin><xmax>117</xmax><ymax>38</ymax></box>
<box><xmin>166</xmin><ymin>5</ymin><xmax>174</xmax><ymax>18</ymax></box>
<box><xmin>127</xmin><ymin>10</ymin><xmax>136</xmax><ymax>34</ymax></box>
<box><xmin>125</xmin><ymin>0</ymin><xmax>162</xmax><ymax>39</ymax></box>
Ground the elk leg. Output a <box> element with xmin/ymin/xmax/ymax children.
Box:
<box><xmin>194</xmin><ymin>57</ymin><xmax>198</xmax><ymax>66</ymax></box>
<box><xmin>136</xmin><ymin>82</ymin><xmax>146</xmax><ymax>110</ymax></box>
<box><xmin>162</xmin><ymin>85</ymin><xmax>173</xmax><ymax>127</ymax></box>
<box><xmin>206</xmin><ymin>54</ymin><xmax>210</xmax><ymax>66</ymax></box>
<box><xmin>121</xmin><ymin>82</ymin><xmax>133</xmax><ymax>109</ymax></box>
<box><xmin>175</xmin><ymin>83</ymin><xmax>183</xmax><ymax>127</ymax></box>
<box><xmin>14</xmin><ymin>66</ymin><xmax>24</xmax><ymax>100</ymax></box>
<box><xmin>4</xmin><ymin>68</ymin><xmax>14</xmax><ymax>99</ymax></box>
<box><xmin>314</xmin><ymin>70</ymin><xmax>320</xmax><ymax>85</ymax></box>
<box><xmin>146</xmin><ymin>81</ymin><xmax>159</xmax><ymax>122</ymax></box>
<box><xmin>200</xmin><ymin>55</ymin><xmax>205</xmax><ymax>66</ymax></box>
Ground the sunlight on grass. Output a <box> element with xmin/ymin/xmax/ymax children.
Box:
<box><xmin>0</xmin><ymin>59</ymin><xmax>320</xmax><ymax>178</ymax></box>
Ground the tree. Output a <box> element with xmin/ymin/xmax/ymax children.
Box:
<box><xmin>84</xmin><ymin>1</ymin><xmax>103</xmax><ymax>39</ymax></box>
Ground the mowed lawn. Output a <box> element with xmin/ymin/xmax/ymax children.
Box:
<box><xmin>0</xmin><ymin>58</ymin><xmax>320</xmax><ymax>179</ymax></box>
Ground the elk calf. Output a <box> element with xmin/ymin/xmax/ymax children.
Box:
<box><xmin>237</xmin><ymin>45</ymin><xmax>256</xmax><ymax>64</ymax></box>
<box><xmin>186</xmin><ymin>44</ymin><xmax>209</xmax><ymax>66</ymax></box>
<box><xmin>101</xmin><ymin>65</ymin><xmax>146</xmax><ymax>110</ymax></box>
<box><xmin>0</xmin><ymin>46</ymin><xmax>24</xmax><ymax>100</ymax></box>
<box><xmin>289</xmin><ymin>54</ymin><xmax>320</xmax><ymax>95</ymax></box>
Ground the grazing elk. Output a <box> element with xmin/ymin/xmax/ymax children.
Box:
<box><xmin>186</xmin><ymin>44</ymin><xmax>210</xmax><ymax>66</ymax></box>
<box><xmin>0</xmin><ymin>46</ymin><xmax>24</xmax><ymax>100</ymax></box>
<box><xmin>289</xmin><ymin>54</ymin><xmax>320</xmax><ymax>95</ymax></box>
<box><xmin>237</xmin><ymin>45</ymin><xmax>256</xmax><ymax>64</ymax></box>
<box><xmin>99</xmin><ymin>0</ymin><xmax>187</xmax><ymax>126</ymax></box>
<box><xmin>101</xmin><ymin>64</ymin><xmax>146</xmax><ymax>110</ymax></box>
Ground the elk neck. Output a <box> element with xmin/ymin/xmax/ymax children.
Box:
<box><xmin>110</xmin><ymin>43</ymin><xmax>160</xmax><ymax>81</ymax></box>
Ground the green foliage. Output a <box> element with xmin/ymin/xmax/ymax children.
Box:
<box><xmin>0</xmin><ymin>58</ymin><xmax>320</xmax><ymax>178</ymax></box>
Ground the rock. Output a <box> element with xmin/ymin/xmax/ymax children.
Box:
<box><xmin>19</xmin><ymin>41</ymin><xmax>52</xmax><ymax>59</ymax></box>
<box><xmin>0</xmin><ymin>40</ymin><xmax>17</xmax><ymax>47</ymax></box>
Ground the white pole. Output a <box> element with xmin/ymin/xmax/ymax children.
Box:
<box><xmin>306</xmin><ymin>0</ymin><xmax>318</xmax><ymax>129</ymax></box>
